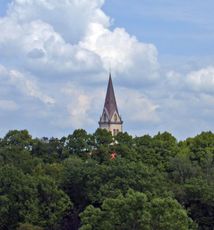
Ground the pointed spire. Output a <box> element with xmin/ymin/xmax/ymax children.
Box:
<box><xmin>99</xmin><ymin>72</ymin><xmax>123</xmax><ymax>134</ymax></box>
<box><xmin>103</xmin><ymin>73</ymin><xmax>119</xmax><ymax>120</ymax></box>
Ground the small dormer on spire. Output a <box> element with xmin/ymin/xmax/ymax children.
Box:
<box><xmin>99</xmin><ymin>73</ymin><xmax>123</xmax><ymax>135</ymax></box>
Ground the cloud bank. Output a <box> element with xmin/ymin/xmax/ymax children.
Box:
<box><xmin>0</xmin><ymin>0</ymin><xmax>213</xmax><ymax>138</ymax></box>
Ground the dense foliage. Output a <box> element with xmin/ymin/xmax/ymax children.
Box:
<box><xmin>0</xmin><ymin>129</ymin><xmax>214</xmax><ymax>229</ymax></box>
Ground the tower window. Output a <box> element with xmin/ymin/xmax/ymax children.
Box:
<box><xmin>113</xmin><ymin>129</ymin><xmax>119</xmax><ymax>136</ymax></box>
<box><xmin>114</xmin><ymin>114</ymin><xmax>117</xmax><ymax>122</ymax></box>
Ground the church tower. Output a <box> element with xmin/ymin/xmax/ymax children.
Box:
<box><xmin>99</xmin><ymin>74</ymin><xmax>123</xmax><ymax>135</ymax></box>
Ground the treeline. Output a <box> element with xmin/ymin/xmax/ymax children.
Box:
<box><xmin>0</xmin><ymin>129</ymin><xmax>214</xmax><ymax>230</ymax></box>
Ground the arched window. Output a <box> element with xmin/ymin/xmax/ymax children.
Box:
<box><xmin>114</xmin><ymin>114</ymin><xmax>117</xmax><ymax>122</ymax></box>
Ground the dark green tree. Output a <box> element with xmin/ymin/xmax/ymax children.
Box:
<box><xmin>0</xmin><ymin>165</ymin><xmax>71</xmax><ymax>229</ymax></box>
<box><xmin>80</xmin><ymin>190</ymin><xmax>195</xmax><ymax>230</ymax></box>
<box><xmin>65</xmin><ymin>129</ymin><xmax>92</xmax><ymax>156</ymax></box>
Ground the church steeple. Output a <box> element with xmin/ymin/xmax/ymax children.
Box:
<box><xmin>104</xmin><ymin>74</ymin><xmax>118</xmax><ymax>119</ymax></box>
<box><xmin>99</xmin><ymin>73</ymin><xmax>123</xmax><ymax>135</ymax></box>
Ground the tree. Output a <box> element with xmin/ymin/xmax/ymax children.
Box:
<box><xmin>0</xmin><ymin>165</ymin><xmax>37</xmax><ymax>229</ymax></box>
<box><xmin>180</xmin><ymin>178</ymin><xmax>214</xmax><ymax>229</ymax></box>
<box><xmin>184</xmin><ymin>131</ymin><xmax>214</xmax><ymax>167</ymax></box>
<box><xmin>93</xmin><ymin>129</ymin><xmax>113</xmax><ymax>146</ymax></box>
<box><xmin>2</xmin><ymin>130</ymin><xmax>33</xmax><ymax>151</ymax></box>
<box><xmin>61</xmin><ymin>157</ymin><xmax>169</xmax><ymax>206</ymax></box>
<box><xmin>149</xmin><ymin>197</ymin><xmax>195</xmax><ymax>230</ymax></box>
<box><xmin>134</xmin><ymin>132</ymin><xmax>178</xmax><ymax>170</ymax></box>
<box><xmin>17</xmin><ymin>223</ymin><xmax>43</xmax><ymax>230</ymax></box>
<box><xmin>0</xmin><ymin>165</ymin><xmax>72</xmax><ymax>229</ymax></box>
<box><xmin>113</xmin><ymin>132</ymin><xmax>138</xmax><ymax>160</ymax></box>
<box><xmin>0</xmin><ymin>146</ymin><xmax>42</xmax><ymax>174</ymax></box>
<box><xmin>35</xmin><ymin>175</ymin><xmax>72</xmax><ymax>227</ymax></box>
<box><xmin>114</xmin><ymin>132</ymin><xmax>133</xmax><ymax>146</ymax></box>
<box><xmin>80</xmin><ymin>190</ymin><xmax>195</xmax><ymax>230</ymax></box>
<box><xmin>169</xmin><ymin>153</ymin><xmax>199</xmax><ymax>184</ymax></box>
<box><xmin>1</xmin><ymin>129</ymin><xmax>213</xmax><ymax>230</ymax></box>
<box><xmin>31</xmin><ymin>137</ymin><xmax>66</xmax><ymax>163</ymax></box>
<box><xmin>65</xmin><ymin>129</ymin><xmax>91</xmax><ymax>156</ymax></box>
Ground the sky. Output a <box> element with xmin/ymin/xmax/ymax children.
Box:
<box><xmin>0</xmin><ymin>0</ymin><xmax>214</xmax><ymax>139</ymax></box>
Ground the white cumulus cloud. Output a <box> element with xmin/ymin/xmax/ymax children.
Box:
<box><xmin>0</xmin><ymin>65</ymin><xmax>55</xmax><ymax>105</ymax></box>
<box><xmin>0</xmin><ymin>0</ymin><xmax>161</xmax><ymax>136</ymax></box>
<box><xmin>80</xmin><ymin>22</ymin><xmax>159</xmax><ymax>85</ymax></box>
<box><xmin>9</xmin><ymin>70</ymin><xmax>55</xmax><ymax>105</ymax></box>
<box><xmin>0</xmin><ymin>0</ymin><xmax>214</xmax><ymax>138</ymax></box>
<box><xmin>186</xmin><ymin>66</ymin><xmax>214</xmax><ymax>93</ymax></box>
<box><xmin>7</xmin><ymin>0</ymin><xmax>108</xmax><ymax>43</ymax></box>
<box><xmin>118</xmin><ymin>88</ymin><xmax>159</xmax><ymax>123</ymax></box>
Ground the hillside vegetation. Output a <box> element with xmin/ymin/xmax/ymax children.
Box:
<box><xmin>0</xmin><ymin>129</ymin><xmax>214</xmax><ymax>230</ymax></box>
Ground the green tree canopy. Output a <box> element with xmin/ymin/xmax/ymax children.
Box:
<box><xmin>80</xmin><ymin>190</ymin><xmax>195</xmax><ymax>230</ymax></box>
<box><xmin>0</xmin><ymin>165</ymin><xmax>72</xmax><ymax>229</ymax></box>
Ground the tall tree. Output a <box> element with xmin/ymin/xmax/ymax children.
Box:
<box><xmin>80</xmin><ymin>190</ymin><xmax>195</xmax><ymax>230</ymax></box>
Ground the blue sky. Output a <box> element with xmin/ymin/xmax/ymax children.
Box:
<box><xmin>104</xmin><ymin>0</ymin><xmax>214</xmax><ymax>54</ymax></box>
<box><xmin>0</xmin><ymin>0</ymin><xmax>214</xmax><ymax>139</ymax></box>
